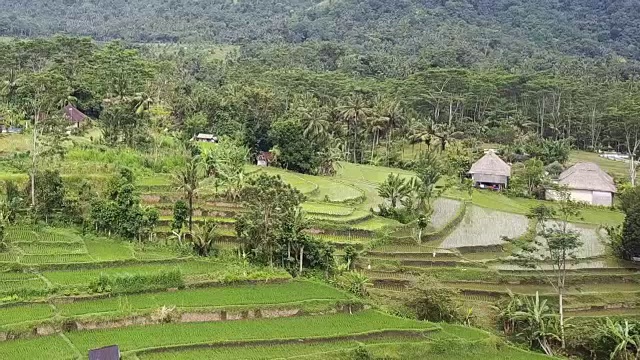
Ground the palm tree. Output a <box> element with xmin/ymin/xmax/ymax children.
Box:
<box><xmin>338</xmin><ymin>272</ymin><xmax>372</xmax><ymax>297</ymax></box>
<box><xmin>407</xmin><ymin>119</ymin><xmax>434</xmax><ymax>154</ymax></box>
<box><xmin>431</xmin><ymin>123</ymin><xmax>465</xmax><ymax>152</ymax></box>
<box><xmin>416</xmin><ymin>213</ymin><xmax>429</xmax><ymax>244</ymax></box>
<box><xmin>338</xmin><ymin>95</ymin><xmax>372</xmax><ymax>163</ymax></box>
<box><xmin>285</xmin><ymin>208</ymin><xmax>308</xmax><ymax>273</ymax></box>
<box><xmin>0</xmin><ymin>69</ymin><xmax>19</xmax><ymax>106</ymax></box>
<box><xmin>381</xmin><ymin>99</ymin><xmax>404</xmax><ymax>165</ymax></box>
<box><xmin>302</xmin><ymin>107</ymin><xmax>329</xmax><ymax>140</ymax></box>
<box><xmin>133</xmin><ymin>92</ymin><xmax>153</xmax><ymax>116</ymax></box>
<box><xmin>189</xmin><ymin>220</ymin><xmax>217</xmax><ymax>257</ymax></box>
<box><xmin>368</xmin><ymin>116</ymin><xmax>386</xmax><ymax>162</ymax></box>
<box><xmin>318</xmin><ymin>141</ymin><xmax>344</xmax><ymax>176</ymax></box>
<box><xmin>377</xmin><ymin>173</ymin><xmax>411</xmax><ymax>208</ymax></box>
<box><xmin>173</xmin><ymin>156</ymin><xmax>203</xmax><ymax>233</ymax></box>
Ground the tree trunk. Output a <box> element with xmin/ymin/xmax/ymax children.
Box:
<box><xmin>630</xmin><ymin>154</ymin><xmax>636</xmax><ymax>187</ymax></box>
<box><xmin>371</xmin><ymin>134</ymin><xmax>375</xmax><ymax>163</ymax></box>
<box><xmin>353</xmin><ymin>120</ymin><xmax>358</xmax><ymax>163</ymax></box>
<box><xmin>299</xmin><ymin>245</ymin><xmax>304</xmax><ymax>274</ymax></box>
<box><xmin>31</xmin><ymin>113</ymin><xmax>37</xmax><ymax>209</ymax></box>
<box><xmin>188</xmin><ymin>194</ymin><xmax>193</xmax><ymax>233</ymax></box>
<box><xmin>386</xmin><ymin>128</ymin><xmax>392</xmax><ymax>166</ymax></box>
<box><xmin>418</xmin><ymin>227</ymin><xmax>422</xmax><ymax>244</ymax></box>
<box><xmin>559</xmin><ymin>290</ymin><xmax>565</xmax><ymax>349</ymax></box>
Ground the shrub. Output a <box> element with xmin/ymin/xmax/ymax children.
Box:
<box><xmin>404</xmin><ymin>275</ymin><xmax>460</xmax><ymax>323</ymax></box>
<box><xmin>335</xmin><ymin>272</ymin><xmax>371</xmax><ymax>297</ymax></box>
<box><xmin>622</xmin><ymin>204</ymin><xmax>640</xmax><ymax>259</ymax></box>
<box><xmin>351</xmin><ymin>345</ymin><xmax>374</xmax><ymax>360</ymax></box>
<box><xmin>88</xmin><ymin>269</ymin><xmax>184</xmax><ymax>294</ymax></box>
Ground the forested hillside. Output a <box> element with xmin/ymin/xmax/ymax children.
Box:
<box><xmin>1</xmin><ymin>0</ymin><xmax>640</xmax><ymax>66</ymax></box>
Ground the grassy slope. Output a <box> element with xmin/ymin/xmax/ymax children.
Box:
<box><xmin>446</xmin><ymin>189</ymin><xmax>624</xmax><ymax>226</ymax></box>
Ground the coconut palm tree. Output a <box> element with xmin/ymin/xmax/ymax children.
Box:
<box><xmin>318</xmin><ymin>140</ymin><xmax>344</xmax><ymax>176</ymax></box>
<box><xmin>368</xmin><ymin>116</ymin><xmax>386</xmax><ymax>162</ymax></box>
<box><xmin>338</xmin><ymin>95</ymin><xmax>372</xmax><ymax>163</ymax></box>
<box><xmin>377</xmin><ymin>174</ymin><xmax>411</xmax><ymax>208</ymax></box>
<box><xmin>173</xmin><ymin>156</ymin><xmax>203</xmax><ymax>233</ymax></box>
<box><xmin>382</xmin><ymin>99</ymin><xmax>404</xmax><ymax>165</ymax></box>
<box><xmin>189</xmin><ymin>220</ymin><xmax>217</xmax><ymax>257</ymax></box>
<box><xmin>431</xmin><ymin>123</ymin><xmax>465</xmax><ymax>152</ymax></box>
<box><xmin>0</xmin><ymin>69</ymin><xmax>19</xmax><ymax>106</ymax></box>
<box><xmin>302</xmin><ymin>106</ymin><xmax>329</xmax><ymax>140</ymax></box>
<box><xmin>407</xmin><ymin>119</ymin><xmax>435</xmax><ymax>154</ymax></box>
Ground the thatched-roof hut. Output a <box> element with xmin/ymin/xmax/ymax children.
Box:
<box><xmin>469</xmin><ymin>150</ymin><xmax>511</xmax><ymax>189</ymax></box>
<box><xmin>549</xmin><ymin>162</ymin><xmax>616</xmax><ymax>206</ymax></box>
<box><xmin>63</xmin><ymin>104</ymin><xmax>88</xmax><ymax>128</ymax></box>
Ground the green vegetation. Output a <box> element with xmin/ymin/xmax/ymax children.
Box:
<box><xmin>0</xmin><ymin>335</ymin><xmax>75</xmax><ymax>360</ymax></box>
<box><xmin>57</xmin><ymin>281</ymin><xmax>347</xmax><ymax>317</ymax></box>
<box><xmin>41</xmin><ymin>259</ymin><xmax>288</xmax><ymax>286</ymax></box>
<box><xmin>1</xmin><ymin>4</ymin><xmax>639</xmax><ymax>358</ymax></box>
<box><xmin>65</xmin><ymin>311</ymin><xmax>435</xmax><ymax>354</ymax></box>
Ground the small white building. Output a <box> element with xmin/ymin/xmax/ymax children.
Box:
<box><xmin>192</xmin><ymin>133</ymin><xmax>218</xmax><ymax>143</ymax></box>
<box><xmin>469</xmin><ymin>150</ymin><xmax>512</xmax><ymax>190</ymax></box>
<box><xmin>548</xmin><ymin>162</ymin><xmax>616</xmax><ymax>206</ymax></box>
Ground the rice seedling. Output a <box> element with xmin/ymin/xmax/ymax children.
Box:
<box><xmin>65</xmin><ymin>310</ymin><xmax>436</xmax><ymax>354</ymax></box>
<box><xmin>20</xmin><ymin>254</ymin><xmax>94</xmax><ymax>265</ymax></box>
<box><xmin>56</xmin><ymin>281</ymin><xmax>347</xmax><ymax>316</ymax></box>
<box><xmin>0</xmin><ymin>303</ymin><xmax>54</xmax><ymax>326</ymax></box>
<box><xmin>301</xmin><ymin>202</ymin><xmax>355</xmax><ymax>216</ymax></box>
<box><xmin>0</xmin><ymin>334</ymin><xmax>75</xmax><ymax>360</ymax></box>
<box><xmin>430</xmin><ymin>198</ymin><xmax>462</xmax><ymax>230</ymax></box>
<box><xmin>41</xmin><ymin>259</ymin><xmax>290</xmax><ymax>286</ymax></box>
<box><xmin>16</xmin><ymin>243</ymin><xmax>88</xmax><ymax>255</ymax></box>
<box><xmin>440</xmin><ymin>206</ymin><xmax>528</xmax><ymax>249</ymax></box>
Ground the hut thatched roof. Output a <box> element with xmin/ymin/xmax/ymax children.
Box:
<box><xmin>558</xmin><ymin>162</ymin><xmax>616</xmax><ymax>193</ymax></box>
<box><xmin>63</xmin><ymin>105</ymin><xmax>88</xmax><ymax>123</ymax></box>
<box><xmin>469</xmin><ymin>150</ymin><xmax>511</xmax><ymax>177</ymax></box>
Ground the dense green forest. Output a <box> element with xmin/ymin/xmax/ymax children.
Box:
<box><xmin>2</xmin><ymin>0</ymin><xmax>640</xmax><ymax>67</ymax></box>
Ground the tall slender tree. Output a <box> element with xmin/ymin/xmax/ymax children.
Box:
<box><xmin>173</xmin><ymin>156</ymin><xmax>203</xmax><ymax>233</ymax></box>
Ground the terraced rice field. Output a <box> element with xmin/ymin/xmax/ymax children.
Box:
<box><xmin>351</xmin><ymin>217</ymin><xmax>400</xmax><ymax>231</ymax></box>
<box><xmin>64</xmin><ymin>311</ymin><xmax>435</xmax><ymax>355</ymax></box>
<box><xmin>430</xmin><ymin>198</ymin><xmax>462</xmax><ymax>230</ymax></box>
<box><xmin>55</xmin><ymin>281</ymin><xmax>347</xmax><ymax>317</ymax></box>
<box><xmin>41</xmin><ymin>260</ymin><xmax>289</xmax><ymax>286</ymax></box>
<box><xmin>440</xmin><ymin>206</ymin><xmax>528</xmax><ymax>249</ymax></box>
<box><xmin>492</xmin><ymin>260</ymin><xmax>616</xmax><ymax>271</ymax></box>
<box><xmin>302</xmin><ymin>202</ymin><xmax>355</xmax><ymax>216</ymax></box>
<box><xmin>308</xmin><ymin>210</ymin><xmax>371</xmax><ymax>223</ymax></box>
<box><xmin>0</xmin><ymin>303</ymin><xmax>54</xmax><ymax>327</ymax></box>
<box><xmin>0</xmin><ymin>272</ymin><xmax>48</xmax><ymax>294</ymax></box>
<box><xmin>251</xmin><ymin>166</ymin><xmax>363</xmax><ymax>202</ymax></box>
<box><xmin>539</xmin><ymin>222</ymin><xmax>607</xmax><ymax>259</ymax></box>
<box><xmin>0</xmin><ymin>335</ymin><xmax>75</xmax><ymax>360</ymax></box>
<box><xmin>138</xmin><ymin>337</ymin><xmax>425</xmax><ymax>360</ymax></box>
<box><xmin>0</xmin><ymin>281</ymin><xmax>347</xmax><ymax>328</ymax></box>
